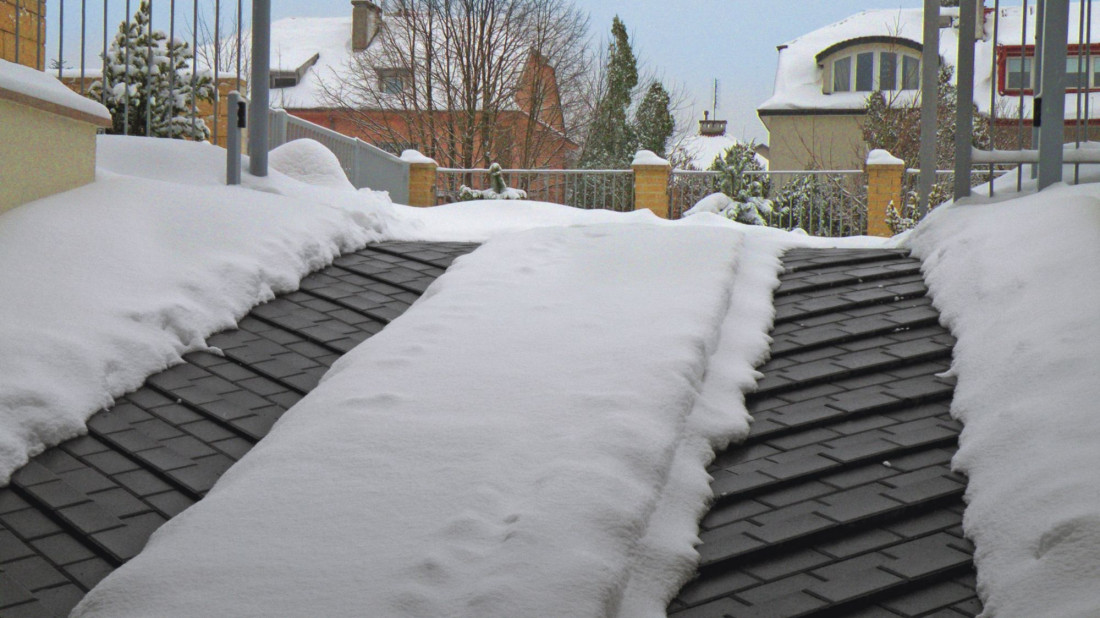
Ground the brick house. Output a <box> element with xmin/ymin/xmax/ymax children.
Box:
<box><xmin>267</xmin><ymin>1</ymin><xmax>577</xmax><ymax>169</ymax></box>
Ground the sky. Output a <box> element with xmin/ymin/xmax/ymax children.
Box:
<box><xmin>49</xmin><ymin>0</ymin><xmax>1042</xmax><ymax>146</ymax></box>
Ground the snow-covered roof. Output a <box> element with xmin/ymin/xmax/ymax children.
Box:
<box><xmin>678</xmin><ymin>132</ymin><xmax>768</xmax><ymax>170</ymax></box>
<box><xmin>0</xmin><ymin>59</ymin><xmax>111</xmax><ymax>124</ymax></box>
<box><xmin>759</xmin><ymin>4</ymin><xmax>1100</xmax><ymax>119</ymax></box>
<box><xmin>268</xmin><ymin>16</ymin><xmax>355</xmax><ymax>110</ymax></box>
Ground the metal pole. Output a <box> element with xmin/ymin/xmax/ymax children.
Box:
<box><xmin>248</xmin><ymin>0</ymin><xmax>271</xmax><ymax>176</ymax></box>
<box><xmin>168</xmin><ymin>0</ymin><xmax>176</xmax><ymax>135</ymax></box>
<box><xmin>123</xmin><ymin>0</ymin><xmax>131</xmax><ymax>136</ymax></box>
<box><xmin>1019</xmin><ymin>0</ymin><xmax>1029</xmax><ymax>192</ymax></box>
<box><xmin>918</xmin><ymin>0</ymin><xmax>940</xmax><ymax>215</ymax></box>
<box><xmin>14</xmin><ymin>0</ymin><xmax>20</xmax><ymax>66</ymax></box>
<box><xmin>1032</xmin><ymin>0</ymin><xmax>1046</xmax><ymax>171</ymax></box>
<box><xmin>1038</xmin><ymin>0</ymin><xmax>1070</xmax><ymax>190</ymax></box>
<box><xmin>214</xmin><ymin>0</ymin><xmax>220</xmax><ymax>145</ymax></box>
<box><xmin>227</xmin><ymin>91</ymin><xmax>242</xmax><ymax>184</ymax></box>
<box><xmin>58</xmin><ymin>0</ymin><xmax>64</xmax><ymax>78</ymax></box>
<box><xmin>80</xmin><ymin>0</ymin><xmax>86</xmax><ymax>93</ymax></box>
<box><xmin>102</xmin><ymin>0</ymin><xmax>108</xmax><ymax>106</ymax></box>
<box><xmin>955</xmin><ymin>0</ymin><xmax>977</xmax><ymax>200</ymax></box>
<box><xmin>990</xmin><ymin>0</ymin><xmax>1000</xmax><ymax>197</ymax></box>
<box><xmin>146</xmin><ymin>1</ymin><xmax>153</xmax><ymax>136</ymax></box>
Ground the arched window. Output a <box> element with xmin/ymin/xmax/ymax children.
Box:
<box><xmin>817</xmin><ymin>37</ymin><xmax>923</xmax><ymax>94</ymax></box>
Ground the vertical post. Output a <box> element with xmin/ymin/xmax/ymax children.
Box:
<box><xmin>248</xmin><ymin>0</ymin><xmax>271</xmax><ymax>176</ymax></box>
<box><xmin>631</xmin><ymin>150</ymin><xmax>671</xmax><ymax>219</ymax></box>
<box><xmin>954</xmin><ymin>0</ymin><xmax>977</xmax><ymax>200</ymax></box>
<box><xmin>353</xmin><ymin>139</ymin><xmax>363</xmax><ymax>188</ymax></box>
<box><xmin>866</xmin><ymin>150</ymin><xmax>906</xmax><ymax>237</ymax></box>
<box><xmin>269</xmin><ymin>108</ymin><xmax>287</xmax><ymax>147</ymax></box>
<box><xmin>918</xmin><ymin>0</ymin><xmax>940</xmax><ymax>215</ymax></box>
<box><xmin>1038</xmin><ymin>0</ymin><xmax>1069</xmax><ymax>189</ymax></box>
<box><xmin>227</xmin><ymin>91</ymin><xmax>242</xmax><ymax>185</ymax></box>
<box><xmin>402</xmin><ymin>150</ymin><xmax>438</xmax><ymax>207</ymax></box>
<box><xmin>1032</xmin><ymin>0</ymin><xmax>1046</xmax><ymax>160</ymax></box>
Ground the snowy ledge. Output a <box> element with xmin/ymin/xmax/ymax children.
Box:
<box><xmin>632</xmin><ymin>149</ymin><xmax>670</xmax><ymax>167</ymax></box>
<box><xmin>0</xmin><ymin>59</ymin><xmax>111</xmax><ymax>125</ymax></box>
<box><xmin>866</xmin><ymin>149</ymin><xmax>905</xmax><ymax>167</ymax></box>
<box><xmin>400</xmin><ymin>149</ymin><xmax>438</xmax><ymax>165</ymax></box>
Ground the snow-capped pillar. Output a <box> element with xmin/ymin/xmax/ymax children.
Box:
<box><xmin>401</xmin><ymin>150</ymin><xmax>438</xmax><ymax>207</ymax></box>
<box><xmin>632</xmin><ymin>150</ymin><xmax>671</xmax><ymax>219</ymax></box>
<box><xmin>865</xmin><ymin>149</ymin><xmax>906</xmax><ymax>237</ymax></box>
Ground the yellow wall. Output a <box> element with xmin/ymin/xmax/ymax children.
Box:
<box><xmin>0</xmin><ymin>98</ymin><xmax>98</xmax><ymax>213</ymax></box>
<box><xmin>0</xmin><ymin>0</ymin><xmax>44</xmax><ymax>69</ymax></box>
<box><xmin>761</xmin><ymin>113</ymin><xmax>867</xmax><ymax>172</ymax></box>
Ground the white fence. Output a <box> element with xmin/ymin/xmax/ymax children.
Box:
<box><xmin>268</xmin><ymin>109</ymin><xmax>410</xmax><ymax>204</ymax></box>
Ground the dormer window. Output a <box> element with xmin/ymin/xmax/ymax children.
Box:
<box><xmin>378</xmin><ymin>68</ymin><xmax>412</xmax><ymax>95</ymax></box>
<box><xmin>816</xmin><ymin>37</ymin><xmax>923</xmax><ymax>94</ymax></box>
<box><xmin>829</xmin><ymin>51</ymin><xmax>920</xmax><ymax>93</ymax></box>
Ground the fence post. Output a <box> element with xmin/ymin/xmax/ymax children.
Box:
<box><xmin>632</xmin><ymin>150</ymin><xmax>670</xmax><ymax>219</ymax></box>
<box><xmin>401</xmin><ymin>150</ymin><xmax>438</xmax><ymax>207</ymax></box>
<box><xmin>865</xmin><ymin>149</ymin><xmax>905</xmax><ymax>237</ymax></box>
<box><xmin>268</xmin><ymin>109</ymin><xmax>288</xmax><ymax>150</ymax></box>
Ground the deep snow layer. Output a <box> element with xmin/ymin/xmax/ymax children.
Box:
<box><xmin>0</xmin><ymin>136</ymin><xmax>396</xmax><ymax>483</ymax></box>
<box><xmin>902</xmin><ymin>184</ymin><xmax>1100</xmax><ymax>617</ymax></box>
<box><xmin>73</xmin><ymin>224</ymin><xmax>762</xmax><ymax>617</ymax></box>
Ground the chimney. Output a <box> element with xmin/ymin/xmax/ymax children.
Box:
<box><xmin>699</xmin><ymin>111</ymin><xmax>728</xmax><ymax>136</ymax></box>
<box><xmin>352</xmin><ymin>0</ymin><xmax>382</xmax><ymax>52</ymax></box>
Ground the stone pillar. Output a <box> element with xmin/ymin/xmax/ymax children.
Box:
<box><xmin>632</xmin><ymin>150</ymin><xmax>670</xmax><ymax>219</ymax></box>
<box><xmin>865</xmin><ymin>149</ymin><xmax>905</xmax><ymax>237</ymax></box>
<box><xmin>401</xmin><ymin>150</ymin><xmax>438</xmax><ymax>207</ymax></box>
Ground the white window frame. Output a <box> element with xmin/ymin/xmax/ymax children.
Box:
<box><xmin>828</xmin><ymin>50</ymin><xmax>921</xmax><ymax>93</ymax></box>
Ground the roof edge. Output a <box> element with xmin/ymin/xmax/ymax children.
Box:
<box><xmin>814</xmin><ymin>36</ymin><xmax>923</xmax><ymax>65</ymax></box>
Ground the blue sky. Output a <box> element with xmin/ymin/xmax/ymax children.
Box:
<box><xmin>56</xmin><ymin>0</ymin><xmax>1035</xmax><ymax>144</ymax></box>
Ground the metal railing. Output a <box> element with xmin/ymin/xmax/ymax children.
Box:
<box><xmin>435</xmin><ymin>168</ymin><xmax>634</xmax><ymax>211</ymax></box>
<box><xmin>268</xmin><ymin>109</ymin><xmax>410</xmax><ymax>203</ymax></box>
<box><xmin>34</xmin><ymin>0</ymin><xmax>249</xmax><ymax>145</ymax></box>
<box><xmin>670</xmin><ymin>169</ymin><xmax>868</xmax><ymax>237</ymax></box>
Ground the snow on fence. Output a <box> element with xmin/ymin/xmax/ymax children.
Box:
<box><xmin>268</xmin><ymin>109</ymin><xmax>410</xmax><ymax>204</ymax></box>
<box><xmin>436</xmin><ymin>168</ymin><xmax>635</xmax><ymax>212</ymax></box>
<box><xmin>669</xmin><ymin>168</ymin><xmax>869</xmax><ymax>237</ymax></box>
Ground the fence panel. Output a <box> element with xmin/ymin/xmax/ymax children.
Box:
<box><xmin>268</xmin><ymin>109</ymin><xmax>410</xmax><ymax>203</ymax></box>
<box><xmin>670</xmin><ymin>169</ymin><xmax>869</xmax><ymax>237</ymax></box>
<box><xmin>436</xmin><ymin>168</ymin><xmax>634</xmax><ymax>212</ymax></box>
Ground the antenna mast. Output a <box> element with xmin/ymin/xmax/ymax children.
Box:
<box><xmin>712</xmin><ymin>79</ymin><xmax>719</xmax><ymax>118</ymax></box>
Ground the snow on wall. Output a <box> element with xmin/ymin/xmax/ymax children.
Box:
<box><xmin>0</xmin><ymin>59</ymin><xmax>110</xmax><ymax>121</ymax></box>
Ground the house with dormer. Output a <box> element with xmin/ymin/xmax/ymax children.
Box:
<box><xmin>759</xmin><ymin>4</ymin><xmax>1100</xmax><ymax>172</ymax></box>
<box><xmin>267</xmin><ymin>1</ymin><xmax>577</xmax><ymax>169</ymax></box>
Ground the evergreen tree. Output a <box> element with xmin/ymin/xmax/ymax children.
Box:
<box><xmin>633</xmin><ymin>81</ymin><xmax>675</xmax><ymax>159</ymax></box>
<box><xmin>708</xmin><ymin>141</ymin><xmax>771</xmax><ymax>198</ymax></box>
<box><xmin>89</xmin><ymin>0</ymin><xmax>215</xmax><ymax>139</ymax></box>
<box><xmin>579</xmin><ymin>16</ymin><xmax>638</xmax><ymax>168</ymax></box>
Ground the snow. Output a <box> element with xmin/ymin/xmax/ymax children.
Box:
<box><xmin>400</xmin><ymin>149</ymin><xmax>438</xmax><ymax>165</ymax></box>
<box><xmin>866</xmin><ymin>148</ymin><xmax>905</xmax><ymax>166</ymax></box>
<box><xmin>683</xmin><ymin>192</ymin><xmax>737</xmax><ymax>217</ymax></box>
<box><xmin>268</xmin><ymin>138</ymin><xmax>356</xmax><ymax>191</ymax></box>
<box><xmin>632</xmin><ymin>149</ymin><xmax>670</xmax><ymax>167</ymax></box>
<box><xmin>0</xmin><ymin>135</ymin><xmax>399</xmax><ymax>483</ymax></box>
<box><xmin>0</xmin><ymin>59</ymin><xmax>111</xmax><ymax>121</ymax></box>
<box><xmin>901</xmin><ymin>183</ymin><xmax>1100</xmax><ymax>616</ymax></box>
<box><xmin>267</xmin><ymin>16</ymin><xmax>353</xmax><ymax>110</ymax></box>
<box><xmin>72</xmin><ymin>224</ymin><xmax>761</xmax><ymax>617</ymax></box>
<box><xmin>760</xmin><ymin>5</ymin><xmax>1100</xmax><ymax>119</ymax></box>
<box><xmin>677</xmin><ymin>133</ymin><xmax>767</xmax><ymax>170</ymax></box>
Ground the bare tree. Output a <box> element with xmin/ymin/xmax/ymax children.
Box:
<box><xmin>318</xmin><ymin>0</ymin><xmax>592</xmax><ymax>169</ymax></box>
